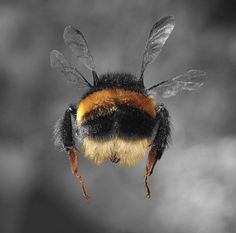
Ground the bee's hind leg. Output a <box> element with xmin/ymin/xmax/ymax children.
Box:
<box><xmin>55</xmin><ymin>104</ymin><xmax>90</xmax><ymax>201</ymax></box>
<box><xmin>145</xmin><ymin>104</ymin><xmax>171</xmax><ymax>198</ymax></box>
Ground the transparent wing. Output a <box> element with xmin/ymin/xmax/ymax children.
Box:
<box><xmin>148</xmin><ymin>70</ymin><xmax>207</xmax><ymax>98</ymax></box>
<box><xmin>141</xmin><ymin>16</ymin><xmax>175</xmax><ymax>77</ymax></box>
<box><xmin>50</xmin><ymin>50</ymin><xmax>92</xmax><ymax>87</ymax></box>
<box><xmin>63</xmin><ymin>26</ymin><xmax>95</xmax><ymax>71</ymax></box>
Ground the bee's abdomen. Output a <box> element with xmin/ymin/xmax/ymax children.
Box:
<box><xmin>77</xmin><ymin>88</ymin><xmax>157</xmax><ymax>166</ymax></box>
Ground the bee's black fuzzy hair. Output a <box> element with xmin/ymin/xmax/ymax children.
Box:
<box><xmin>79</xmin><ymin>105</ymin><xmax>156</xmax><ymax>141</ymax></box>
<box><xmin>82</xmin><ymin>72</ymin><xmax>147</xmax><ymax>99</ymax></box>
<box><xmin>152</xmin><ymin>105</ymin><xmax>171</xmax><ymax>160</ymax></box>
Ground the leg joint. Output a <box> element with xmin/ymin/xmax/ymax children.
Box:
<box><xmin>67</xmin><ymin>104</ymin><xmax>77</xmax><ymax>116</ymax></box>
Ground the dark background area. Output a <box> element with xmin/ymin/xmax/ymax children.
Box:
<box><xmin>0</xmin><ymin>0</ymin><xmax>236</xmax><ymax>233</ymax></box>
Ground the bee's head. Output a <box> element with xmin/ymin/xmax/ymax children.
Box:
<box><xmin>83</xmin><ymin>72</ymin><xmax>147</xmax><ymax>98</ymax></box>
<box><xmin>96</xmin><ymin>72</ymin><xmax>145</xmax><ymax>91</ymax></box>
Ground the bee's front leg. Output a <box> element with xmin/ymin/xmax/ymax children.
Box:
<box><xmin>145</xmin><ymin>104</ymin><xmax>171</xmax><ymax>198</ymax></box>
<box><xmin>56</xmin><ymin>104</ymin><xmax>90</xmax><ymax>201</ymax></box>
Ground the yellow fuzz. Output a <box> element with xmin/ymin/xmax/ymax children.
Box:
<box><xmin>77</xmin><ymin>88</ymin><xmax>156</xmax><ymax>123</ymax></box>
<box><xmin>82</xmin><ymin>137</ymin><xmax>150</xmax><ymax>166</ymax></box>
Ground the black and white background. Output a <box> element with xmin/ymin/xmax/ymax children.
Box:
<box><xmin>0</xmin><ymin>0</ymin><xmax>236</xmax><ymax>233</ymax></box>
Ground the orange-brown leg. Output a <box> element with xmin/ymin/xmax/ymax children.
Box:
<box><xmin>144</xmin><ymin>104</ymin><xmax>171</xmax><ymax>199</ymax></box>
<box><xmin>56</xmin><ymin>105</ymin><xmax>91</xmax><ymax>202</ymax></box>
<box><xmin>68</xmin><ymin>147</ymin><xmax>91</xmax><ymax>202</ymax></box>
<box><xmin>144</xmin><ymin>147</ymin><xmax>158</xmax><ymax>198</ymax></box>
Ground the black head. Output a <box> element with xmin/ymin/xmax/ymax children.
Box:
<box><xmin>82</xmin><ymin>72</ymin><xmax>147</xmax><ymax>98</ymax></box>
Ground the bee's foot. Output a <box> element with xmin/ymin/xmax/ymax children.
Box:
<box><xmin>110</xmin><ymin>156</ymin><xmax>120</xmax><ymax>164</ymax></box>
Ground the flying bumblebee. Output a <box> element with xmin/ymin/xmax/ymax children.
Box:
<box><xmin>50</xmin><ymin>16</ymin><xmax>206</xmax><ymax>201</ymax></box>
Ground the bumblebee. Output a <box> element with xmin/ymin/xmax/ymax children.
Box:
<box><xmin>50</xmin><ymin>16</ymin><xmax>206</xmax><ymax>201</ymax></box>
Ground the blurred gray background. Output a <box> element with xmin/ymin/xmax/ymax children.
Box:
<box><xmin>0</xmin><ymin>0</ymin><xmax>236</xmax><ymax>233</ymax></box>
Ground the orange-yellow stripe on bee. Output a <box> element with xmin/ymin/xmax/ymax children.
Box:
<box><xmin>77</xmin><ymin>88</ymin><xmax>156</xmax><ymax>123</ymax></box>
